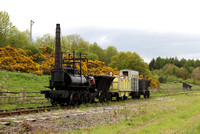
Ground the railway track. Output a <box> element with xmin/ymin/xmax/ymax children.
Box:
<box><xmin>0</xmin><ymin>105</ymin><xmax>74</xmax><ymax>118</ymax></box>
<box><xmin>0</xmin><ymin>91</ymin><xmax>191</xmax><ymax>118</ymax></box>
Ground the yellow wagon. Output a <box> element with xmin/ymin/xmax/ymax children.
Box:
<box><xmin>109</xmin><ymin>69</ymin><xmax>140</xmax><ymax>100</ymax></box>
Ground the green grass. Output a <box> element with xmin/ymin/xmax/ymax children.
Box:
<box><xmin>0</xmin><ymin>70</ymin><xmax>50</xmax><ymax>109</ymax></box>
<box><xmin>1</xmin><ymin>71</ymin><xmax>200</xmax><ymax>133</ymax></box>
<box><xmin>0</xmin><ymin>70</ymin><xmax>50</xmax><ymax>92</ymax></box>
<box><xmin>67</xmin><ymin>93</ymin><xmax>200</xmax><ymax>134</ymax></box>
<box><xmin>160</xmin><ymin>82</ymin><xmax>200</xmax><ymax>90</ymax></box>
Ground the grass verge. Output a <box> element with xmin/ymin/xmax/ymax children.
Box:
<box><xmin>66</xmin><ymin>93</ymin><xmax>200</xmax><ymax>134</ymax></box>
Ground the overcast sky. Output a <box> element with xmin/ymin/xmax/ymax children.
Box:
<box><xmin>1</xmin><ymin>0</ymin><xmax>200</xmax><ymax>63</ymax></box>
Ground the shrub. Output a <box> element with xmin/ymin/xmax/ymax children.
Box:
<box><xmin>191</xmin><ymin>67</ymin><xmax>200</xmax><ymax>81</ymax></box>
<box><xmin>24</xmin><ymin>45</ymin><xmax>43</xmax><ymax>63</ymax></box>
<box><xmin>158</xmin><ymin>75</ymin><xmax>167</xmax><ymax>83</ymax></box>
<box><xmin>0</xmin><ymin>45</ymin><xmax>43</xmax><ymax>75</ymax></box>
<box><xmin>166</xmin><ymin>75</ymin><xmax>178</xmax><ymax>83</ymax></box>
<box><xmin>139</xmin><ymin>75</ymin><xmax>160</xmax><ymax>88</ymax></box>
<box><xmin>177</xmin><ymin>78</ymin><xmax>184</xmax><ymax>83</ymax></box>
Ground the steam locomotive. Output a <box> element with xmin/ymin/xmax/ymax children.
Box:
<box><xmin>41</xmin><ymin>24</ymin><xmax>115</xmax><ymax>106</ymax></box>
<box><xmin>41</xmin><ymin>24</ymin><xmax>150</xmax><ymax>106</ymax></box>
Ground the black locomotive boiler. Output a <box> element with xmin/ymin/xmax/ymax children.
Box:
<box><xmin>41</xmin><ymin>24</ymin><xmax>115</xmax><ymax>106</ymax></box>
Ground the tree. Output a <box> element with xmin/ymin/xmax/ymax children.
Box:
<box><xmin>87</xmin><ymin>53</ymin><xmax>99</xmax><ymax>60</ymax></box>
<box><xmin>179</xmin><ymin>58</ymin><xmax>187</xmax><ymax>68</ymax></box>
<box><xmin>184</xmin><ymin>63</ymin><xmax>193</xmax><ymax>74</ymax></box>
<box><xmin>35</xmin><ymin>34</ymin><xmax>55</xmax><ymax>49</ymax></box>
<box><xmin>89</xmin><ymin>42</ymin><xmax>106</xmax><ymax>61</ymax></box>
<box><xmin>77</xmin><ymin>40</ymin><xmax>89</xmax><ymax>52</ymax></box>
<box><xmin>8</xmin><ymin>28</ymin><xmax>30</xmax><ymax>48</ymax></box>
<box><xmin>109</xmin><ymin>51</ymin><xmax>151</xmax><ymax>76</ymax></box>
<box><xmin>175</xmin><ymin>67</ymin><xmax>190</xmax><ymax>80</ymax></box>
<box><xmin>153</xmin><ymin>57</ymin><xmax>165</xmax><ymax>70</ymax></box>
<box><xmin>162</xmin><ymin>64</ymin><xmax>176</xmax><ymax>76</ymax></box>
<box><xmin>0</xmin><ymin>11</ymin><xmax>13</xmax><ymax>47</ymax></box>
<box><xmin>149</xmin><ymin>58</ymin><xmax>155</xmax><ymax>70</ymax></box>
<box><xmin>191</xmin><ymin>67</ymin><xmax>200</xmax><ymax>81</ymax></box>
<box><xmin>66</xmin><ymin>34</ymin><xmax>83</xmax><ymax>51</ymax></box>
<box><xmin>0</xmin><ymin>11</ymin><xmax>30</xmax><ymax>48</ymax></box>
<box><xmin>105</xmin><ymin>46</ymin><xmax>118</xmax><ymax>65</ymax></box>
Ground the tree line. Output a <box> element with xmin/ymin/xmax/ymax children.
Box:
<box><xmin>0</xmin><ymin>10</ymin><xmax>151</xmax><ymax>77</ymax></box>
<box><xmin>149</xmin><ymin>57</ymin><xmax>200</xmax><ymax>71</ymax></box>
<box><xmin>150</xmin><ymin>57</ymin><xmax>200</xmax><ymax>83</ymax></box>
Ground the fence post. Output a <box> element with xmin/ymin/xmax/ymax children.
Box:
<box><xmin>22</xmin><ymin>88</ymin><xmax>26</xmax><ymax>106</ymax></box>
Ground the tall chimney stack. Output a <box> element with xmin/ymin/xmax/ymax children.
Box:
<box><xmin>54</xmin><ymin>24</ymin><xmax>61</xmax><ymax>70</ymax></box>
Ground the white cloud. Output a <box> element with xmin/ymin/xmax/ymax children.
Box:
<box><xmin>142</xmin><ymin>57</ymin><xmax>152</xmax><ymax>64</ymax></box>
<box><xmin>98</xmin><ymin>36</ymin><xmax>110</xmax><ymax>46</ymax></box>
<box><xmin>86</xmin><ymin>35</ymin><xmax>111</xmax><ymax>48</ymax></box>
<box><xmin>2</xmin><ymin>0</ymin><xmax>200</xmax><ymax>36</ymax></box>
<box><xmin>177</xmin><ymin>53</ymin><xmax>200</xmax><ymax>60</ymax></box>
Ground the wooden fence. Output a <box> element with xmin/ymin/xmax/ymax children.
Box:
<box><xmin>0</xmin><ymin>90</ymin><xmax>48</xmax><ymax>104</ymax></box>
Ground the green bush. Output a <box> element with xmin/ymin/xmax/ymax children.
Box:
<box><xmin>158</xmin><ymin>75</ymin><xmax>167</xmax><ymax>83</ymax></box>
<box><xmin>184</xmin><ymin>79</ymin><xmax>200</xmax><ymax>85</ymax></box>
<box><xmin>23</xmin><ymin>45</ymin><xmax>43</xmax><ymax>62</ymax></box>
<box><xmin>166</xmin><ymin>75</ymin><xmax>178</xmax><ymax>83</ymax></box>
<box><xmin>177</xmin><ymin>78</ymin><xmax>184</xmax><ymax>83</ymax></box>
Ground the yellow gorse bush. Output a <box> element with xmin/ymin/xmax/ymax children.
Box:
<box><xmin>0</xmin><ymin>46</ymin><xmax>43</xmax><ymax>75</ymax></box>
<box><xmin>39</xmin><ymin>46</ymin><xmax>55</xmax><ymax>74</ymax></box>
<box><xmin>0</xmin><ymin>46</ymin><xmax>119</xmax><ymax>76</ymax></box>
<box><xmin>0</xmin><ymin>46</ymin><xmax>159</xmax><ymax>88</ymax></box>
<box><xmin>139</xmin><ymin>75</ymin><xmax>160</xmax><ymax>88</ymax></box>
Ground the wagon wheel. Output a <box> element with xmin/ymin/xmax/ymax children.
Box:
<box><xmin>106</xmin><ymin>92</ymin><xmax>112</xmax><ymax>101</ymax></box>
<box><xmin>144</xmin><ymin>92</ymin><xmax>147</xmax><ymax>99</ymax></box>
<box><xmin>50</xmin><ymin>99</ymin><xmax>57</xmax><ymax>106</ymax></box>
<box><xmin>131</xmin><ymin>92</ymin><xmax>136</xmax><ymax>99</ymax></box>
<box><xmin>116</xmin><ymin>93</ymin><xmax>120</xmax><ymax>101</ymax></box>
<box><xmin>98</xmin><ymin>91</ymin><xmax>105</xmax><ymax>103</ymax></box>
<box><xmin>146</xmin><ymin>90</ymin><xmax>150</xmax><ymax>98</ymax></box>
<box><xmin>123</xmin><ymin>95</ymin><xmax>127</xmax><ymax>100</ymax></box>
<box><xmin>137</xmin><ymin>92</ymin><xmax>141</xmax><ymax>99</ymax></box>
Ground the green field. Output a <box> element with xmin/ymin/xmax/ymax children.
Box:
<box><xmin>0</xmin><ymin>70</ymin><xmax>50</xmax><ymax>92</ymax></box>
<box><xmin>67</xmin><ymin>92</ymin><xmax>200</xmax><ymax>134</ymax></box>
<box><xmin>1</xmin><ymin>70</ymin><xmax>200</xmax><ymax>133</ymax></box>
<box><xmin>0</xmin><ymin>70</ymin><xmax>50</xmax><ymax>109</ymax></box>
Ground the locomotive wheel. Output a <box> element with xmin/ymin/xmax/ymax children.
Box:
<box><xmin>78</xmin><ymin>91</ymin><xmax>85</xmax><ymax>105</ymax></box>
<box><xmin>89</xmin><ymin>93</ymin><xmax>95</xmax><ymax>103</ymax></box>
<box><xmin>70</xmin><ymin>92</ymin><xmax>78</xmax><ymax>106</ymax></box>
<box><xmin>50</xmin><ymin>99</ymin><xmax>57</xmax><ymax>106</ymax></box>
<box><xmin>60</xmin><ymin>102</ymin><xmax>65</xmax><ymax>106</ymax></box>
<box><xmin>83</xmin><ymin>91</ymin><xmax>88</xmax><ymax>103</ymax></box>
<box><xmin>85</xmin><ymin>91</ymin><xmax>90</xmax><ymax>103</ymax></box>
<box><xmin>98</xmin><ymin>91</ymin><xmax>105</xmax><ymax>103</ymax></box>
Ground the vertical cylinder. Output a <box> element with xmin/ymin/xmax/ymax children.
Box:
<box><xmin>55</xmin><ymin>24</ymin><xmax>61</xmax><ymax>70</ymax></box>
